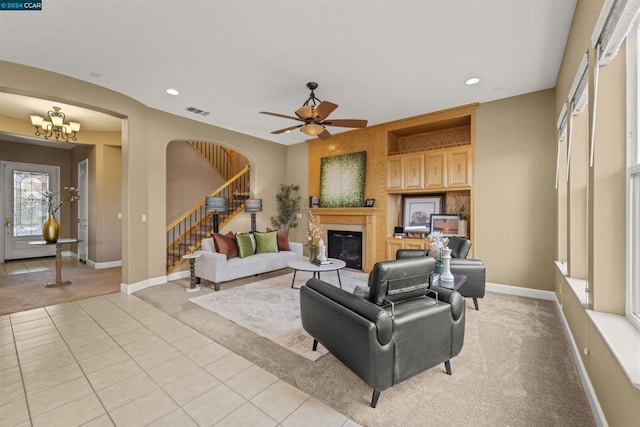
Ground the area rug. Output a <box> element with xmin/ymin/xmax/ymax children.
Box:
<box><xmin>188</xmin><ymin>269</ymin><xmax>369</xmax><ymax>361</ymax></box>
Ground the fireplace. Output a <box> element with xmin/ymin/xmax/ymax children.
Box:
<box><xmin>328</xmin><ymin>230</ymin><xmax>363</xmax><ymax>270</ymax></box>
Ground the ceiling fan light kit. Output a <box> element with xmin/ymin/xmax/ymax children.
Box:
<box><xmin>260</xmin><ymin>82</ymin><xmax>367</xmax><ymax>140</ymax></box>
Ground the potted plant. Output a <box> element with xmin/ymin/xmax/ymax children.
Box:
<box><xmin>270</xmin><ymin>184</ymin><xmax>301</xmax><ymax>230</ymax></box>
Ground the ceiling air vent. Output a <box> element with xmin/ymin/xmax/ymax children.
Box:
<box><xmin>186</xmin><ymin>107</ymin><xmax>210</xmax><ymax>116</ymax></box>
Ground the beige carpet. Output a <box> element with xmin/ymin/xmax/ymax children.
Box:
<box><xmin>135</xmin><ymin>271</ymin><xmax>596</xmax><ymax>427</ymax></box>
<box><xmin>0</xmin><ymin>258</ymin><xmax>121</xmax><ymax>315</ymax></box>
<box><xmin>188</xmin><ymin>270</ymin><xmax>369</xmax><ymax>361</ymax></box>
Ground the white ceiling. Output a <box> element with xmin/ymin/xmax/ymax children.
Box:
<box><xmin>0</xmin><ymin>0</ymin><xmax>576</xmax><ymax>145</ymax></box>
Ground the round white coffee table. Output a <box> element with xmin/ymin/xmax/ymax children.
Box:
<box><xmin>287</xmin><ymin>258</ymin><xmax>347</xmax><ymax>289</ymax></box>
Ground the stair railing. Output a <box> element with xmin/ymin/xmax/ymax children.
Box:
<box><xmin>189</xmin><ymin>141</ymin><xmax>233</xmax><ymax>180</ymax></box>
<box><xmin>166</xmin><ymin>164</ymin><xmax>250</xmax><ymax>272</ymax></box>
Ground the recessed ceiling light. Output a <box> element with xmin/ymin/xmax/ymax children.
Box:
<box><xmin>166</xmin><ymin>88</ymin><xmax>180</xmax><ymax>96</ymax></box>
<box><xmin>465</xmin><ymin>77</ymin><xmax>480</xmax><ymax>85</ymax></box>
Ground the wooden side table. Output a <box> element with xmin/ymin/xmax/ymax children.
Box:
<box><xmin>182</xmin><ymin>253</ymin><xmax>201</xmax><ymax>292</ymax></box>
<box><xmin>28</xmin><ymin>238</ymin><xmax>79</xmax><ymax>287</ymax></box>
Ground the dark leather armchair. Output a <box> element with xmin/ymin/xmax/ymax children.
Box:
<box><xmin>396</xmin><ymin>236</ymin><xmax>486</xmax><ymax>310</ymax></box>
<box><xmin>300</xmin><ymin>257</ymin><xmax>465</xmax><ymax>408</ymax></box>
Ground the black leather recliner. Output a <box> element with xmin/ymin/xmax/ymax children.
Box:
<box><xmin>300</xmin><ymin>257</ymin><xmax>465</xmax><ymax>408</ymax></box>
<box><xmin>396</xmin><ymin>236</ymin><xmax>486</xmax><ymax>310</ymax></box>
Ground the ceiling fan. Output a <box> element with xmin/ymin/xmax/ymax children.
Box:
<box><xmin>260</xmin><ymin>82</ymin><xmax>368</xmax><ymax>140</ymax></box>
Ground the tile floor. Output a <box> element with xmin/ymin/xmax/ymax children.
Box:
<box><xmin>0</xmin><ymin>293</ymin><xmax>359</xmax><ymax>426</ymax></box>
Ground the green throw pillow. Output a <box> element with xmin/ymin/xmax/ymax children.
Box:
<box><xmin>236</xmin><ymin>233</ymin><xmax>255</xmax><ymax>258</ymax></box>
<box><xmin>254</xmin><ymin>230</ymin><xmax>279</xmax><ymax>254</ymax></box>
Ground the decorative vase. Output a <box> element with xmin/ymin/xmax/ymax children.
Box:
<box><xmin>309</xmin><ymin>244</ymin><xmax>318</xmax><ymax>262</ymax></box>
<box><xmin>42</xmin><ymin>214</ymin><xmax>59</xmax><ymax>243</ymax></box>
<box><xmin>458</xmin><ymin>219</ymin><xmax>467</xmax><ymax>237</ymax></box>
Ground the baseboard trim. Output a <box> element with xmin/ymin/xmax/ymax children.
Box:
<box><xmin>486</xmin><ymin>282</ymin><xmax>556</xmax><ymax>300</ymax></box>
<box><xmin>120</xmin><ymin>268</ymin><xmax>190</xmax><ymax>295</ymax></box>
<box><xmin>120</xmin><ymin>275</ymin><xmax>167</xmax><ymax>294</ymax></box>
<box><xmin>167</xmin><ymin>270</ymin><xmax>190</xmax><ymax>282</ymax></box>
<box><xmin>87</xmin><ymin>259</ymin><xmax>122</xmax><ymax>269</ymax></box>
<box><xmin>487</xmin><ymin>282</ymin><xmax>606</xmax><ymax>426</ymax></box>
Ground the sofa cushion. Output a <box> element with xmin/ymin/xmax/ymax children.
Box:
<box><xmin>213</xmin><ymin>232</ymin><xmax>238</xmax><ymax>259</ymax></box>
<box><xmin>267</xmin><ymin>227</ymin><xmax>291</xmax><ymax>251</ymax></box>
<box><xmin>256</xmin><ymin>250</ymin><xmax>300</xmax><ymax>271</ymax></box>
<box><xmin>236</xmin><ymin>233</ymin><xmax>255</xmax><ymax>258</ymax></box>
<box><xmin>255</xmin><ymin>230</ymin><xmax>279</xmax><ymax>254</ymax></box>
<box><xmin>201</xmin><ymin>237</ymin><xmax>216</xmax><ymax>252</ymax></box>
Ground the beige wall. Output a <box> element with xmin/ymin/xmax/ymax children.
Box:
<box><xmin>554</xmin><ymin>0</ymin><xmax>640</xmax><ymax>424</ymax></box>
<box><xmin>475</xmin><ymin>89</ymin><xmax>557</xmax><ymax>290</ymax></box>
<box><xmin>286</xmin><ymin>142</ymin><xmax>309</xmax><ymax>246</ymax></box>
<box><xmin>166</xmin><ymin>141</ymin><xmax>225</xmax><ymax>225</ymax></box>
<box><xmin>0</xmin><ymin>61</ymin><xmax>288</xmax><ymax>284</ymax></box>
<box><xmin>0</xmin><ymin>113</ymin><xmax>123</xmax><ymax>264</ymax></box>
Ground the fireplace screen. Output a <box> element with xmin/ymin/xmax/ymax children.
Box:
<box><xmin>327</xmin><ymin>230</ymin><xmax>363</xmax><ymax>270</ymax></box>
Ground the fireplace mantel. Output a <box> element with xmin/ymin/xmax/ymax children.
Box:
<box><xmin>310</xmin><ymin>207</ymin><xmax>379</xmax><ymax>272</ymax></box>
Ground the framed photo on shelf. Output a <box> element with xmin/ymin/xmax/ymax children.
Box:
<box><xmin>430</xmin><ymin>214</ymin><xmax>460</xmax><ymax>237</ymax></box>
<box><xmin>403</xmin><ymin>195</ymin><xmax>442</xmax><ymax>232</ymax></box>
<box><xmin>365</xmin><ymin>198</ymin><xmax>375</xmax><ymax>207</ymax></box>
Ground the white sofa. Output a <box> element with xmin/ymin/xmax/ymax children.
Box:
<box><xmin>195</xmin><ymin>237</ymin><xmax>303</xmax><ymax>290</ymax></box>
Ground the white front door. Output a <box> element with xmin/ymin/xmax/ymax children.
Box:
<box><xmin>77</xmin><ymin>159</ymin><xmax>88</xmax><ymax>262</ymax></box>
<box><xmin>2</xmin><ymin>161</ymin><xmax>58</xmax><ymax>260</ymax></box>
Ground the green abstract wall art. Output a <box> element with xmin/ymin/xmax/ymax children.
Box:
<box><xmin>319</xmin><ymin>151</ymin><xmax>366</xmax><ymax>207</ymax></box>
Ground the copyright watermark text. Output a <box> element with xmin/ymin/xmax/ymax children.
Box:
<box><xmin>0</xmin><ymin>2</ymin><xmax>42</xmax><ymax>10</ymax></box>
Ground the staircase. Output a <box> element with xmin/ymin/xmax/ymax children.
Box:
<box><xmin>166</xmin><ymin>144</ymin><xmax>250</xmax><ymax>273</ymax></box>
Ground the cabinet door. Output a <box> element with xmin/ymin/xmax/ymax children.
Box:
<box><xmin>386</xmin><ymin>157</ymin><xmax>403</xmax><ymax>190</ymax></box>
<box><xmin>386</xmin><ymin>239</ymin><xmax>404</xmax><ymax>260</ymax></box>
<box><xmin>448</xmin><ymin>147</ymin><xmax>472</xmax><ymax>188</ymax></box>
<box><xmin>425</xmin><ymin>151</ymin><xmax>447</xmax><ymax>189</ymax></box>
<box><xmin>403</xmin><ymin>154</ymin><xmax>425</xmax><ymax>190</ymax></box>
<box><xmin>404</xmin><ymin>239</ymin><xmax>426</xmax><ymax>250</ymax></box>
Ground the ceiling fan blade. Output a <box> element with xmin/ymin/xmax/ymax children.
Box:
<box><xmin>314</xmin><ymin>101</ymin><xmax>338</xmax><ymax>121</ymax></box>
<box><xmin>322</xmin><ymin>119</ymin><xmax>368</xmax><ymax>128</ymax></box>
<box><xmin>271</xmin><ymin>124</ymin><xmax>302</xmax><ymax>134</ymax></box>
<box><xmin>317</xmin><ymin>129</ymin><xmax>332</xmax><ymax>140</ymax></box>
<box><xmin>260</xmin><ymin>111</ymin><xmax>303</xmax><ymax>121</ymax></box>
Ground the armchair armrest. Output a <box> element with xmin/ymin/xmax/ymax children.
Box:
<box><xmin>432</xmin><ymin>288</ymin><xmax>465</xmax><ymax>321</ymax></box>
<box><xmin>449</xmin><ymin>258</ymin><xmax>485</xmax><ymax>299</ymax></box>
<box><xmin>303</xmin><ymin>279</ymin><xmax>393</xmax><ymax>346</ymax></box>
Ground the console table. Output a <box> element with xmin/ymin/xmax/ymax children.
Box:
<box><xmin>28</xmin><ymin>238</ymin><xmax>79</xmax><ymax>287</ymax></box>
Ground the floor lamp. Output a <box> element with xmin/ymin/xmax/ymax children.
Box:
<box><xmin>244</xmin><ymin>199</ymin><xmax>262</xmax><ymax>233</ymax></box>
<box><xmin>205</xmin><ymin>196</ymin><xmax>227</xmax><ymax>234</ymax></box>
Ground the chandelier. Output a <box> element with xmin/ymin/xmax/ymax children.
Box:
<box><xmin>30</xmin><ymin>106</ymin><xmax>81</xmax><ymax>142</ymax></box>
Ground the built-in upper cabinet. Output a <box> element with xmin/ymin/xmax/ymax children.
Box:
<box><xmin>447</xmin><ymin>147</ymin><xmax>472</xmax><ymax>188</ymax></box>
<box><xmin>386</xmin><ymin>153</ymin><xmax>425</xmax><ymax>191</ymax></box>
<box><xmin>386</xmin><ymin>157</ymin><xmax>403</xmax><ymax>190</ymax></box>
<box><xmin>386</xmin><ymin>146</ymin><xmax>472</xmax><ymax>192</ymax></box>
<box><xmin>403</xmin><ymin>153</ymin><xmax>425</xmax><ymax>190</ymax></box>
<box><xmin>425</xmin><ymin>151</ymin><xmax>447</xmax><ymax>189</ymax></box>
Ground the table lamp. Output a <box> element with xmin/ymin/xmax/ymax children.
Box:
<box><xmin>205</xmin><ymin>196</ymin><xmax>227</xmax><ymax>234</ymax></box>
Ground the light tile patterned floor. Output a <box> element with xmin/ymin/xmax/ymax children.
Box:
<box><xmin>0</xmin><ymin>293</ymin><xmax>358</xmax><ymax>426</ymax></box>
